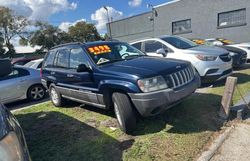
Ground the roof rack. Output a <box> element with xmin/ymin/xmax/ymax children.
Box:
<box><xmin>51</xmin><ymin>42</ymin><xmax>84</xmax><ymax>50</ymax></box>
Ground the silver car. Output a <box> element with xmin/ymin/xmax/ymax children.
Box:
<box><xmin>131</xmin><ymin>36</ymin><xmax>233</xmax><ymax>83</ymax></box>
<box><xmin>0</xmin><ymin>66</ymin><xmax>46</xmax><ymax>104</ymax></box>
<box><xmin>24</xmin><ymin>58</ymin><xmax>43</xmax><ymax>70</ymax></box>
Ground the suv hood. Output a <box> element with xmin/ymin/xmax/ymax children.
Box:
<box><xmin>184</xmin><ymin>45</ymin><xmax>228</xmax><ymax>56</ymax></box>
<box><xmin>99</xmin><ymin>56</ymin><xmax>189</xmax><ymax>78</ymax></box>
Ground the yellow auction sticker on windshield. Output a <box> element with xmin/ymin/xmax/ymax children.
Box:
<box><xmin>88</xmin><ymin>45</ymin><xmax>111</xmax><ymax>55</ymax></box>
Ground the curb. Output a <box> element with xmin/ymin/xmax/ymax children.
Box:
<box><xmin>197</xmin><ymin>125</ymin><xmax>234</xmax><ymax>161</ymax></box>
<box><xmin>11</xmin><ymin>101</ymin><xmax>50</xmax><ymax>113</ymax></box>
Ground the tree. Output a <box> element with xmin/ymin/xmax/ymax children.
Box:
<box><xmin>103</xmin><ymin>33</ymin><xmax>109</xmax><ymax>41</ymax></box>
<box><xmin>0</xmin><ymin>7</ymin><xmax>29</xmax><ymax>55</ymax></box>
<box><xmin>30</xmin><ymin>22</ymin><xmax>73</xmax><ymax>50</ymax></box>
<box><xmin>0</xmin><ymin>32</ymin><xmax>5</xmax><ymax>56</ymax></box>
<box><xmin>68</xmin><ymin>21</ymin><xmax>101</xmax><ymax>42</ymax></box>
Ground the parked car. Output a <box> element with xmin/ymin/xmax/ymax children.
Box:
<box><xmin>191</xmin><ymin>39</ymin><xmax>247</xmax><ymax>68</ymax></box>
<box><xmin>205</xmin><ymin>38</ymin><xmax>234</xmax><ymax>46</ymax></box>
<box><xmin>189</xmin><ymin>38</ymin><xmax>205</xmax><ymax>45</ymax></box>
<box><xmin>41</xmin><ymin>42</ymin><xmax>200</xmax><ymax>134</ymax></box>
<box><xmin>130</xmin><ymin>36</ymin><xmax>232</xmax><ymax>83</ymax></box>
<box><xmin>0</xmin><ymin>59</ymin><xmax>31</xmax><ymax>161</ymax></box>
<box><xmin>24</xmin><ymin>58</ymin><xmax>43</xmax><ymax>70</ymax></box>
<box><xmin>229</xmin><ymin>43</ymin><xmax>250</xmax><ymax>62</ymax></box>
<box><xmin>11</xmin><ymin>58</ymin><xmax>36</xmax><ymax>66</ymax></box>
<box><xmin>0</xmin><ymin>61</ymin><xmax>46</xmax><ymax>104</ymax></box>
<box><xmin>0</xmin><ymin>103</ymin><xmax>31</xmax><ymax>161</ymax></box>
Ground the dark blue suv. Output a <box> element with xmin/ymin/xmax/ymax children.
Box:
<box><xmin>41</xmin><ymin>41</ymin><xmax>200</xmax><ymax>134</ymax></box>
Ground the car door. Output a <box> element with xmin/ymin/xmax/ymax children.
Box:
<box><xmin>68</xmin><ymin>47</ymin><xmax>99</xmax><ymax>103</ymax></box>
<box><xmin>0</xmin><ymin>68</ymin><xmax>30</xmax><ymax>103</ymax></box>
<box><xmin>57</xmin><ymin>47</ymin><xmax>99</xmax><ymax>104</ymax></box>
<box><xmin>52</xmin><ymin>49</ymin><xmax>71</xmax><ymax>96</ymax></box>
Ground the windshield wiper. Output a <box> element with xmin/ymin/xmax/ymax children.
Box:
<box><xmin>98</xmin><ymin>59</ymin><xmax>124</xmax><ymax>65</ymax></box>
<box><xmin>125</xmin><ymin>55</ymin><xmax>146</xmax><ymax>60</ymax></box>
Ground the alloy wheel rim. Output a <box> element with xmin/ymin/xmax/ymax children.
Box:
<box><xmin>31</xmin><ymin>86</ymin><xmax>44</xmax><ymax>100</ymax></box>
<box><xmin>114</xmin><ymin>103</ymin><xmax>123</xmax><ymax>127</ymax></box>
<box><xmin>51</xmin><ymin>88</ymin><xmax>59</xmax><ymax>104</ymax></box>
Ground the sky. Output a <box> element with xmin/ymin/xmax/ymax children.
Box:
<box><xmin>0</xmin><ymin>0</ymin><xmax>172</xmax><ymax>34</ymax></box>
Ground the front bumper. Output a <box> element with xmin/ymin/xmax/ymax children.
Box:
<box><xmin>201</xmin><ymin>68</ymin><xmax>232</xmax><ymax>83</ymax></box>
<box><xmin>128</xmin><ymin>75</ymin><xmax>200</xmax><ymax>117</ymax></box>
<box><xmin>231</xmin><ymin>54</ymin><xmax>247</xmax><ymax>68</ymax></box>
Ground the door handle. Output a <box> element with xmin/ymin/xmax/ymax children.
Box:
<box><xmin>51</xmin><ymin>71</ymin><xmax>55</xmax><ymax>75</ymax></box>
<box><xmin>67</xmin><ymin>74</ymin><xmax>74</xmax><ymax>78</ymax></box>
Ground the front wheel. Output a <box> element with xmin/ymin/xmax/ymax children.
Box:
<box><xmin>112</xmin><ymin>92</ymin><xmax>136</xmax><ymax>134</ymax></box>
<box><xmin>27</xmin><ymin>84</ymin><xmax>45</xmax><ymax>101</ymax></box>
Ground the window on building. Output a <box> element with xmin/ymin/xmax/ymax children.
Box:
<box><xmin>218</xmin><ymin>9</ymin><xmax>246</xmax><ymax>28</ymax></box>
<box><xmin>172</xmin><ymin>19</ymin><xmax>191</xmax><ymax>35</ymax></box>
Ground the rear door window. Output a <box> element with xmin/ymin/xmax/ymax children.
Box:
<box><xmin>131</xmin><ymin>42</ymin><xmax>142</xmax><ymax>50</ymax></box>
<box><xmin>144</xmin><ymin>40</ymin><xmax>164</xmax><ymax>52</ymax></box>
<box><xmin>0</xmin><ymin>68</ymin><xmax>29</xmax><ymax>81</ymax></box>
<box><xmin>55</xmin><ymin>49</ymin><xmax>70</xmax><ymax>68</ymax></box>
<box><xmin>44</xmin><ymin>51</ymin><xmax>56</xmax><ymax>68</ymax></box>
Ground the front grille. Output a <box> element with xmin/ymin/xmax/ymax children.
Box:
<box><xmin>223</xmin><ymin>69</ymin><xmax>232</xmax><ymax>75</ymax></box>
<box><xmin>220</xmin><ymin>53</ymin><xmax>231</xmax><ymax>62</ymax></box>
<box><xmin>240</xmin><ymin>54</ymin><xmax>247</xmax><ymax>63</ymax></box>
<box><xmin>165</xmin><ymin>66</ymin><xmax>195</xmax><ymax>89</ymax></box>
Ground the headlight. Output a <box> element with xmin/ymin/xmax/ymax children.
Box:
<box><xmin>0</xmin><ymin>132</ymin><xmax>24</xmax><ymax>161</ymax></box>
<box><xmin>229</xmin><ymin>52</ymin><xmax>238</xmax><ymax>56</ymax></box>
<box><xmin>137</xmin><ymin>76</ymin><xmax>167</xmax><ymax>93</ymax></box>
<box><xmin>195</xmin><ymin>55</ymin><xmax>217</xmax><ymax>61</ymax></box>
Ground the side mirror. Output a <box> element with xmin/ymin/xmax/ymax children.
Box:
<box><xmin>156</xmin><ymin>48</ymin><xmax>168</xmax><ymax>57</ymax></box>
<box><xmin>77</xmin><ymin>64</ymin><xmax>90</xmax><ymax>72</ymax></box>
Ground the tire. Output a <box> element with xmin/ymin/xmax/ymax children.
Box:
<box><xmin>112</xmin><ymin>92</ymin><xmax>136</xmax><ymax>134</ymax></box>
<box><xmin>49</xmin><ymin>84</ymin><xmax>65</xmax><ymax>107</ymax></box>
<box><xmin>27</xmin><ymin>84</ymin><xmax>46</xmax><ymax>101</ymax></box>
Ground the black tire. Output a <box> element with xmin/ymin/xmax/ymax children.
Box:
<box><xmin>49</xmin><ymin>84</ymin><xmax>65</xmax><ymax>107</ymax></box>
<box><xmin>27</xmin><ymin>84</ymin><xmax>46</xmax><ymax>101</ymax></box>
<box><xmin>112</xmin><ymin>92</ymin><xmax>136</xmax><ymax>134</ymax></box>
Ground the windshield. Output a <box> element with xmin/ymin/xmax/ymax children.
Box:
<box><xmin>86</xmin><ymin>42</ymin><xmax>146</xmax><ymax>65</ymax></box>
<box><xmin>161</xmin><ymin>36</ymin><xmax>198</xmax><ymax>49</ymax></box>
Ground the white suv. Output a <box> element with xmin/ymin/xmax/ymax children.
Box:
<box><xmin>131</xmin><ymin>36</ymin><xmax>233</xmax><ymax>83</ymax></box>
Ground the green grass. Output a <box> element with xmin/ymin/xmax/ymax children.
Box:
<box><xmin>209</xmin><ymin>67</ymin><xmax>250</xmax><ymax>104</ymax></box>
<box><xmin>14</xmin><ymin>68</ymin><xmax>250</xmax><ymax>161</ymax></box>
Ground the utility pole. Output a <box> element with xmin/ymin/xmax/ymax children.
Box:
<box><xmin>103</xmin><ymin>6</ymin><xmax>112</xmax><ymax>40</ymax></box>
<box><xmin>147</xmin><ymin>4</ymin><xmax>158</xmax><ymax>37</ymax></box>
